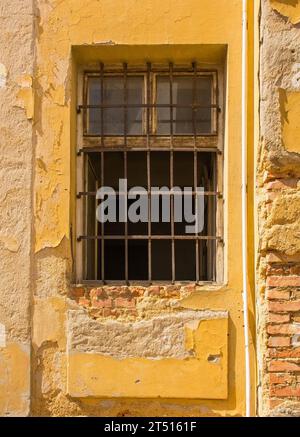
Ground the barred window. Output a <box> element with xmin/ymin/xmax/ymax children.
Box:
<box><xmin>76</xmin><ymin>63</ymin><xmax>223</xmax><ymax>285</ymax></box>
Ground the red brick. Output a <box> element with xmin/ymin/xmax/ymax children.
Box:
<box><xmin>267</xmin><ymin>276</ymin><xmax>300</xmax><ymax>287</ymax></box>
<box><xmin>78</xmin><ymin>297</ymin><xmax>90</xmax><ymax>307</ymax></box>
<box><xmin>114</xmin><ymin>297</ymin><xmax>136</xmax><ymax>308</ymax></box>
<box><xmin>268</xmin><ymin>300</ymin><xmax>300</xmax><ymax>313</ymax></box>
<box><xmin>147</xmin><ymin>286</ymin><xmax>161</xmax><ymax>296</ymax></box>
<box><xmin>268</xmin><ymin>337</ymin><xmax>290</xmax><ymax>347</ymax></box>
<box><xmin>268</xmin><ymin>313</ymin><xmax>290</xmax><ymax>324</ymax></box>
<box><xmin>269</xmin><ymin>374</ymin><xmax>293</xmax><ymax>385</ymax></box>
<box><xmin>270</xmin><ymin>386</ymin><xmax>300</xmax><ymax>398</ymax></box>
<box><xmin>90</xmin><ymin>288</ymin><xmax>105</xmax><ymax>299</ymax></box>
<box><xmin>269</xmin><ymin>399</ymin><xmax>284</xmax><ymax>409</ymax></box>
<box><xmin>268</xmin><ymin>347</ymin><xmax>300</xmax><ymax>358</ymax></box>
<box><xmin>70</xmin><ymin>287</ymin><xmax>85</xmax><ymax>298</ymax></box>
<box><xmin>267</xmin><ymin>324</ymin><xmax>300</xmax><ymax>335</ymax></box>
<box><xmin>267</xmin><ymin>289</ymin><xmax>290</xmax><ymax>300</ymax></box>
<box><xmin>268</xmin><ymin>361</ymin><xmax>300</xmax><ymax>372</ymax></box>
<box><xmin>91</xmin><ymin>298</ymin><xmax>112</xmax><ymax>309</ymax></box>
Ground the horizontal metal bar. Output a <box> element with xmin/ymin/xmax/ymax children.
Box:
<box><xmin>77</xmin><ymin>190</ymin><xmax>221</xmax><ymax>198</ymax></box>
<box><xmin>83</xmin><ymin>133</ymin><xmax>218</xmax><ymax>138</ymax></box>
<box><xmin>78</xmin><ymin>147</ymin><xmax>221</xmax><ymax>154</ymax></box>
<box><xmin>78</xmin><ymin>103</ymin><xmax>219</xmax><ymax>109</ymax></box>
<box><xmin>80</xmin><ymin>280</ymin><xmax>216</xmax><ymax>286</ymax></box>
<box><xmin>78</xmin><ymin>235</ymin><xmax>222</xmax><ymax>241</ymax></box>
<box><xmin>85</xmin><ymin>68</ymin><xmax>218</xmax><ymax>75</ymax></box>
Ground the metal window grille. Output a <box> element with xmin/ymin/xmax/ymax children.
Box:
<box><xmin>77</xmin><ymin>62</ymin><xmax>223</xmax><ymax>285</ymax></box>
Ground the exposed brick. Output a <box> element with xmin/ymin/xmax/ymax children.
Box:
<box><xmin>268</xmin><ymin>347</ymin><xmax>300</xmax><ymax>359</ymax></box>
<box><xmin>269</xmin><ymin>374</ymin><xmax>293</xmax><ymax>385</ymax></box>
<box><xmin>268</xmin><ymin>361</ymin><xmax>300</xmax><ymax>372</ymax></box>
<box><xmin>78</xmin><ymin>297</ymin><xmax>90</xmax><ymax>307</ymax></box>
<box><xmin>268</xmin><ymin>399</ymin><xmax>284</xmax><ymax>410</ymax></box>
<box><xmin>91</xmin><ymin>298</ymin><xmax>112</xmax><ymax>309</ymax></box>
<box><xmin>267</xmin><ymin>324</ymin><xmax>300</xmax><ymax>335</ymax></box>
<box><xmin>268</xmin><ymin>337</ymin><xmax>290</xmax><ymax>347</ymax></box>
<box><xmin>267</xmin><ymin>289</ymin><xmax>290</xmax><ymax>300</ymax></box>
<box><xmin>270</xmin><ymin>386</ymin><xmax>300</xmax><ymax>398</ymax></box>
<box><xmin>268</xmin><ymin>300</ymin><xmax>300</xmax><ymax>313</ymax></box>
<box><xmin>114</xmin><ymin>297</ymin><xmax>136</xmax><ymax>308</ymax></box>
<box><xmin>70</xmin><ymin>287</ymin><xmax>85</xmax><ymax>299</ymax></box>
<box><xmin>267</xmin><ymin>276</ymin><xmax>300</xmax><ymax>287</ymax></box>
<box><xmin>147</xmin><ymin>286</ymin><xmax>161</xmax><ymax>296</ymax></box>
<box><xmin>90</xmin><ymin>288</ymin><xmax>106</xmax><ymax>299</ymax></box>
<box><xmin>268</xmin><ymin>313</ymin><xmax>290</xmax><ymax>324</ymax></box>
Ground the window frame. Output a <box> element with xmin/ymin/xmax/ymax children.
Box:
<box><xmin>76</xmin><ymin>62</ymin><xmax>224</xmax><ymax>286</ymax></box>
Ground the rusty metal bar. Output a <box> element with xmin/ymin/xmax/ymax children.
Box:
<box><xmin>100</xmin><ymin>62</ymin><xmax>105</xmax><ymax>283</ymax></box>
<box><xmin>192</xmin><ymin>62</ymin><xmax>200</xmax><ymax>282</ymax></box>
<box><xmin>123</xmin><ymin>63</ymin><xmax>129</xmax><ymax>283</ymax></box>
<box><xmin>79</xmin><ymin>235</ymin><xmax>222</xmax><ymax>241</ymax></box>
<box><xmin>147</xmin><ymin>62</ymin><xmax>152</xmax><ymax>282</ymax></box>
<box><xmin>169</xmin><ymin>62</ymin><xmax>175</xmax><ymax>283</ymax></box>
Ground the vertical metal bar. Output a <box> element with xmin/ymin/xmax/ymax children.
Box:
<box><xmin>147</xmin><ymin>62</ymin><xmax>152</xmax><ymax>282</ymax></box>
<box><xmin>192</xmin><ymin>61</ymin><xmax>200</xmax><ymax>282</ymax></box>
<box><xmin>169</xmin><ymin>62</ymin><xmax>175</xmax><ymax>283</ymax></box>
<box><xmin>100</xmin><ymin>62</ymin><xmax>105</xmax><ymax>283</ymax></box>
<box><xmin>123</xmin><ymin>63</ymin><xmax>129</xmax><ymax>283</ymax></box>
<box><xmin>83</xmin><ymin>75</ymin><xmax>88</xmax><ymax>135</ymax></box>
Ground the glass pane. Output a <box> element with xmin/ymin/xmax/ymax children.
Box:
<box><xmin>156</xmin><ymin>75</ymin><xmax>213</xmax><ymax>135</ymax></box>
<box><xmin>127</xmin><ymin>77</ymin><xmax>144</xmax><ymax>135</ymax></box>
<box><xmin>88</xmin><ymin>77</ymin><xmax>101</xmax><ymax>135</ymax></box>
<box><xmin>87</xmin><ymin>76</ymin><xmax>144</xmax><ymax>135</ymax></box>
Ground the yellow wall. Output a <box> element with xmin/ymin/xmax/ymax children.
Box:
<box><xmin>30</xmin><ymin>0</ymin><xmax>257</xmax><ymax>416</ymax></box>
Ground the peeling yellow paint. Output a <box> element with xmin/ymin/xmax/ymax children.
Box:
<box><xmin>33</xmin><ymin>297</ymin><xmax>66</xmax><ymax>350</ymax></box>
<box><xmin>30</xmin><ymin>0</ymin><xmax>257</xmax><ymax>416</ymax></box>
<box><xmin>0</xmin><ymin>343</ymin><xmax>30</xmax><ymax>416</ymax></box>
<box><xmin>270</xmin><ymin>0</ymin><xmax>300</xmax><ymax>24</ymax></box>
<box><xmin>16</xmin><ymin>75</ymin><xmax>34</xmax><ymax>120</ymax></box>
<box><xmin>280</xmin><ymin>89</ymin><xmax>300</xmax><ymax>153</ymax></box>
<box><xmin>68</xmin><ymin>318</ymin><xmax>228</xmax><ymax>399</ymax></box>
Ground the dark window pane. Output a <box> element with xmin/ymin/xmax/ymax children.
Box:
<box><xmin>197</xmin><ymin>152</ymin><xmax>216</xmax><ymax>191</ymax></box>
<box><xmin>175</xmin><ymin>240</ymin><xmax>196</xmax><ymax>281</ymax></box>
<box><xmin>128</xmin><ymin>196</ymin><xmax>148</xmax><ymax>236</ymax></box>
<box><xmin>104</xmin><ymin>240</ymin><xmax>125</xmax><ymax>280</ymax></box>
<box><xmin>85</xmin><ymin>156</ymin><xmax>97</xmax><ymax>280</ymax></box>
<box><xmin>152</xmin><ymin>240</ymin><xmax>172</xmax><ymax>281</ymax></box>
<box><xmin>104</xmin><ymin>195</ymin><xmax>125</xmax><ymax>236</ymax></box>
<box><xmin>128</xmin><ymin>240</ymin><xmax>148</xmax><ymax>280</ymax></box>
<box><xmin>174</xmin><ymin>152</ymin><xmax>194</xmax><ymax>187</ymax></box>
<box><xmin>199</xmin><ymin>239</ymin><xmax>216</xmax><ymax>282</ymax></box>
<box><xmin>104</xmin><ymin>152</ymin><xmax>124</xmax><ymax>189</ymax></box>
<box><xmin>127</xmin><ymin>152</ymin><xmax>147</xmax><ymax>188</ymax></box>
<box><xmin>151</xmin><ymin>152</ymin><xmax>170</xmax><ymax>187</ymax></box>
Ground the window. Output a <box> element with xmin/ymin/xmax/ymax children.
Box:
<box><xmin>76</xmin><ymin>63</ymin><xmax>223</xmax><ymax>284</ymax></box>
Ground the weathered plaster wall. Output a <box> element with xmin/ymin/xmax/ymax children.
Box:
<box><xmin>29</xmin><ymin>0</ymin><xmax>256</xmax><ymax>417</ymax></box>
<box><xmin>258</xmin><ymin>0</ymin><xmax>300</xmax><ymax>416</ymax></box>
<box><xmin>0</xmin><ymin>0</ymin><xmax>34</xmax><ymax>416</ymax></box>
